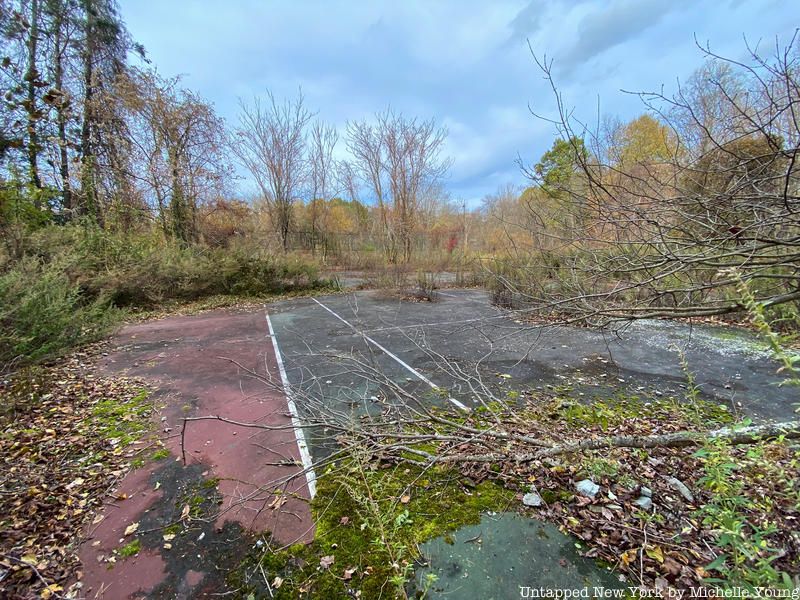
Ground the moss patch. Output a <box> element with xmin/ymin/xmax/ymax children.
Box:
<box><xmin>151</xmin><ymin>448</ymin><xmax>170</xmax><ymax>461</ymax></box>
<box><xmin>91</xmin><ymin>389</ymin><xmax>152</xmax><ymax>447</ymax></box>
<box><xmin>547</xmin><ymin>389</ymin><xmax>734</xmax><ymax>431</ymax></box>
<box><xmin>229</xmin><ymin>460</ymin><xmax>515</xmax><ymax>599</ymax></box>
<box><xmin>118</xmin><ymin>539</ymin><xmax>141</xmax><ymax>558</ymax></box>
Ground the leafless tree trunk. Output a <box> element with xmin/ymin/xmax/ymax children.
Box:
<box><xmin>233</xmin><ymin>91</ymin><xmax>313</xmax><ymax>252</ymax></box>
<box><xmin>49</xmin><ymin>1</ymin><xmax>72</xmax><ymax>214</ymax></box>
<box><xmin>25</xmin><ymin>0</ymin><xmax>42</xmax><ymax>189</ymax></box>
<box><xmin>346</xmin><ymin>110</ymin><xmax>451</xmax><ymax>263</ymax></box>
<box><xmin>308</xmin><ymin>120</ymin><xmax>338</xmax><ymax>257</ymax></box>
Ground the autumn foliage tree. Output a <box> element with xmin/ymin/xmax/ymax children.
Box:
<box><xmin>498</xmin><ymin>40</ymin><xmax>800</xmax><ymax>325</ymax></box>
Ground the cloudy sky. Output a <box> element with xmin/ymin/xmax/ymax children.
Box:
<box><xmin>120</xmin><ymin>0</ymin><xmax>796</xmax><ymax>205</ymax></box>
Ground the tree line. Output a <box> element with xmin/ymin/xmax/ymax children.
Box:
<box><xmin>2</xmin><ymin>0</ymin><xmax>798</xmax><ymax>324</ymax></box>
<box><xmin>1</xmin><ymin>0</ymin><xmax>452</xmax><ymax>263</ymax></box>
<box><xmin>485</xmin><ymin>39</ymin><xmax>800</xmax><ymax>324</ymax></box>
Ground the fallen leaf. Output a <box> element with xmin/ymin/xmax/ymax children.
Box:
<box><xmin>620</xmin><ymin>549</ymin><xmax>638</xmax><ymax>567</ymax></box>
<box><xmin>320</xmin><ymin>555</ymin><xmax>335</xmax><ymax>569</ymax></box>
<box><xmin>646</xmin><ymin>545</ymin><xmax>665</xmax><ymax>564</ymax></box>
<box><xmin>162</xmin><ymin>533</ymin><xmax>176</xmax><ymax>542</ymax></box>
<box><xmin>272</xmin><ymin>576</ymin><xmax>283</xmax><ymax>589</ymax></box>
<box><xmin>663</xmin><ymin>557</ymin><xmax>682</xmax><ymax>576</ymax></box>
<box><xmin>339</xmin><ymin>516</ymin><xmax>350</xmax><ymax>525</ymax></box>
<box><xmin>40</xmin><ymin>583</ymin><xmax>63</xmax><ymax>599</ymax></box>
<box><xmin>400</xmin><ymin>494</ymin><xmax>411</xmax><ymax>504</ymax></box>
<box><xmin>180</xmin><ymin>504</ymin><xmax>191</xmax><ymax>521</ymax></box>
<box><xmin>343</xmin><ymin>567</ymin><xmax>357</xmax><ymax>580</ymax></box>
<box><xmin>123</xmin><ymin>522</ymin><xmax>139</xmax><ymax>536</ymax></box>
<box><xmin>268</xmin><ymin>495</ymin><xmax>287</xmax><ymax>510</ymax></box>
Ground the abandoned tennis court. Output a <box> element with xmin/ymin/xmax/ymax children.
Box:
<box><xmin>77</xmin><ymin>288</ymin><xmax>795</xmax><ymax>599</ymax></box>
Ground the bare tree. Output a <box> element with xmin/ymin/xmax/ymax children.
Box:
<box><xmin>233</xmin><ymin>91</ymin><xmax>313</xmax><ymax>252</ymax></box>
<box><xmin>307</xmin><ymin>119</ymin><xmax>338</xmax><ymax>256</ymax></box>
<box><xmin>498</xmin><ymin>37</ymin><xmax>800</xmax><ymax>325</ymax></box>
<box><xmin>345</xmin><ymin>118</ymin><xmax>390</xmax><ymax>257</ymax></box>
<box><xmin>346</xmin><ymin>109</ymin><xmax>450</xmax><ymax>263</ymax></box>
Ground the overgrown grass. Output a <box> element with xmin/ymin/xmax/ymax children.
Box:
<box><xmin>695</xmin><ymin>438</ymin><xmax>799</xmax><ymax>590</ymax></box>
<box><xmin>695</xmin><ymin>281</ymin><xmax>800</xmax><ymax>589</ymax></box>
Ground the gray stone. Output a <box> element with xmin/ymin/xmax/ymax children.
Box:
<box><xmin>633</xmin><ymin>496</ymin><xmax>653</xmax><ymax>510</ymax></box>
<box><xmin>640</xmin><ymin>486</ymin><xmax>653</xmax><ymax>498</ymax></box>
<box><xmin>575</xmin><ymin>479</ymin><xmax>600</xmax><ymax>498</ymax></box>
<box><xmin>522</xmin><ymin>492</ymin><xmax>543</xmax><ymax>507</ymax></box>
<box><xmin>665</xmin><ymin>476</ymin><xmax>694</xmax><ymax>503</ymax></box>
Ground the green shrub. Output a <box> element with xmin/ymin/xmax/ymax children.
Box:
<box><xmin>0</xmin><ymin>257</ymin><xmax>120</xmax><ymax>364</ymax></box>
<box><xmin>0</xmin><ymin>223</ymin><xmax>329</xmax><ymax>366</ymax></box>
<box><xmin>17</xmin><ymin>224</ymin><xmax>328</xmax><ymax>307</ymax></box>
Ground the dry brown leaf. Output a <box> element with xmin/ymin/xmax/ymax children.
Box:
<box><xmin>268</xmin><ymin>495</ymin><xmax>288</xmax><ymax>510</ymax></box>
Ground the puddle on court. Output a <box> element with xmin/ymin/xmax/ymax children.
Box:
<box><xmin>412</xmin><ymin>512</ymin><xmax>624</xmax><ymax>599</ymax></box>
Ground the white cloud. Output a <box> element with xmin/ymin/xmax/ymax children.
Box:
<box><xmin>121</xmin><ymin>0</ymin><xmax>799</xmax><ymax>201</ymax></box>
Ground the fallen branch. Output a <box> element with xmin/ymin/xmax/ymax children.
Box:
<box><xmin>534</xmin><ymin>420</ymin><xmax>800</xmax><ymax>458</ymax></box>
<box><xmin>371</xmin><ymin>421</ymin><xmax>800</xmax><ymax>466</ymax></box>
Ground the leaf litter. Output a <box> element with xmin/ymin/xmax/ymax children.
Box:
<box><xmin>0</xmin><ymin>344</ymin><xmax>157</xmax><ymax>599</ymax></box>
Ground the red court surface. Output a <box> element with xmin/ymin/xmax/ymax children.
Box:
<box><xmin>76</xmin><ymin>308</ymin><xmax>313</xmax><ymax>599</ymax></box>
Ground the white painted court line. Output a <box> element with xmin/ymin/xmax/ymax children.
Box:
<box><xmin>266</xmin><ymin>312</ymin><xmax>317</xmax><ymax>498</ymax></box>
<box><xmin>311</xmin><ymin>297</ymin><xmax>469</xmax><ymax>411</ymax></box>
